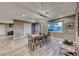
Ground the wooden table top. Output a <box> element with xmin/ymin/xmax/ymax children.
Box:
<box><xmin>31</xmin><ymin>34</ymin><xmax>43</xmax><ymax>42</ymax></box>
<box><xmin>31</xmin><ymin>34</ymin><xmax>43</xmax><ymax>38</ymax></box>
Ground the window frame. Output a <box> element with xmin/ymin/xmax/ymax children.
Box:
<box><xmin>48</xmin><ymin>20</ymin><xmax>64</xmax><ymax>33</ymax></box>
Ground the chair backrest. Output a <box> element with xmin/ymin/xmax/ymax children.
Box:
<box><xmin>27</xmin><ymin>33</ymin><xmax>31</xmax><ymax>37</ymax></box>
<box><xmin>43</xmin><ymin>33</ymin><xmax>49</xmax><ymax>39</ymax></box>
<box><xmin>27</xmin><ymin>34</ymin><xmax>32</xmax><ymax>41</ymax></box>
<box><xmin>39</xmin><ymin>33</ymin><xmax>42</xmax><ymax>35</ymax></box>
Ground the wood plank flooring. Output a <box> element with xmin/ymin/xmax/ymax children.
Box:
<box><xmin>0</xmin><ymin>37</ymin><xmax>62</xmax><ymax>56</ymax></box>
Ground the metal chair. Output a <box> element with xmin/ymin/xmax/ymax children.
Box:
<box><xmin>27</xmin><ymin>34</ymin><xmax>33</xmax><ymax>50</ymax></box>
<box><xmin>43</xmin><ymin>33</ymin><xmax>49</xmax><ymax>45</ymax></box>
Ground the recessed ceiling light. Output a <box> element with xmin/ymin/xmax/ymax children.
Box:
<box><xmin>22</xmin><ymin>14</ymin><xmax>26</xmax><ymax>17</ymax></box>
<box><xmin>59</xmin><ymin>15</ymin><xmax>63</xmax><ymax>18</ymax></box>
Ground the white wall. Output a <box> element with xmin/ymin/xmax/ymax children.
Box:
<box><xmin>39</xmin><ymin>18</ymin><xmax>48</xmax><ymax>34</ymax></box>
<box><xmin>14</xmin><ymin>20</ymin><xmax>32</xmax><ymax>38</ymax></box>
<box><xmin>0</xmin><ymin>19</ymin><xmax>14</xmax><ymax>36</ymax></box>
<box><xmin>0</xmin><ymin>24</ymin><xmax>6</xmax><ymax>35</ymax></box>
<box><xmin>14</xmin><ymin>21</ymin><xmax>24</xmax><ymax>37</ymax></box>
<box><xmin>50</xmin><ymin>16</ymin><xmax>75</xmax><ymax>41</ymax></box>
<box><xmin>0</xmin><ymin>19</ymin><xmax>13</xmax><ymax>23</ymax></box>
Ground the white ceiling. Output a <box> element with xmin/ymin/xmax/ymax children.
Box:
<box><xmin>0</xmin><ymin>2</ymin><xmax>77</xmax><ymax>22</ymax></box>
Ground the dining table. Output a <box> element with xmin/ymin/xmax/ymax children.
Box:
<box><xmin>31</xmin><ymin>34</ymin><xmax>43</xmax><ymax>51</ymax></box>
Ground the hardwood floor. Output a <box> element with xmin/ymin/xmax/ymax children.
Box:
<box><xmin>0</xmin><ymin>37</ymin><xmax>29</xmax><ymax>56</ymax></box>
<box><xmin>0</xmin><ymin>37</ymin><xmax>62</xmax><ymax>56</ymax></box>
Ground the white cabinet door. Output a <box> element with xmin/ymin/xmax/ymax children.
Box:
<box><xmin>24</xmin><ymin>23</ymin><xmax>32</xmax><ymax>36</ymax></box>
<box><xmin>0</xmin><ymin>24</ymin><xmax>5</xmax><ymax>35</ymax></box>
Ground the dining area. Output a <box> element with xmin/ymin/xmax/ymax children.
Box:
<box><xmin>0</xmin><ymin>2</ymin><xmax>78</xmax><ymax>56</ymax></box>
<box><xmin>0</xmin><ymin>32</ymin><xmax>61</xmax><ymax>56</ymax></box>
<box><xmin>27</xmin><ymin>33</ymin><xmax>51</xmax><ymax>51</ymax></box>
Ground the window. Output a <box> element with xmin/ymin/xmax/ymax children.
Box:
<box><xmin>48</xmin><ymin>21</ymin><xmax>63</xmax><ymax>32</ymax></box>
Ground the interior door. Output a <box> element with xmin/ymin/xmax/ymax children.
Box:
<box><xmin>35</xmin><ymin>23</ymin><xmax>41</xmax><ymax>33</ymax></box>
<box><xmin>32</xmin><ymin>23</ymin><xmax>35</xmax><ymax>34</ymax></box>
<box><xmin>24</xmin><ymin>23</ymin><xmax>32</xmax><ymax>36</ymax></box>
